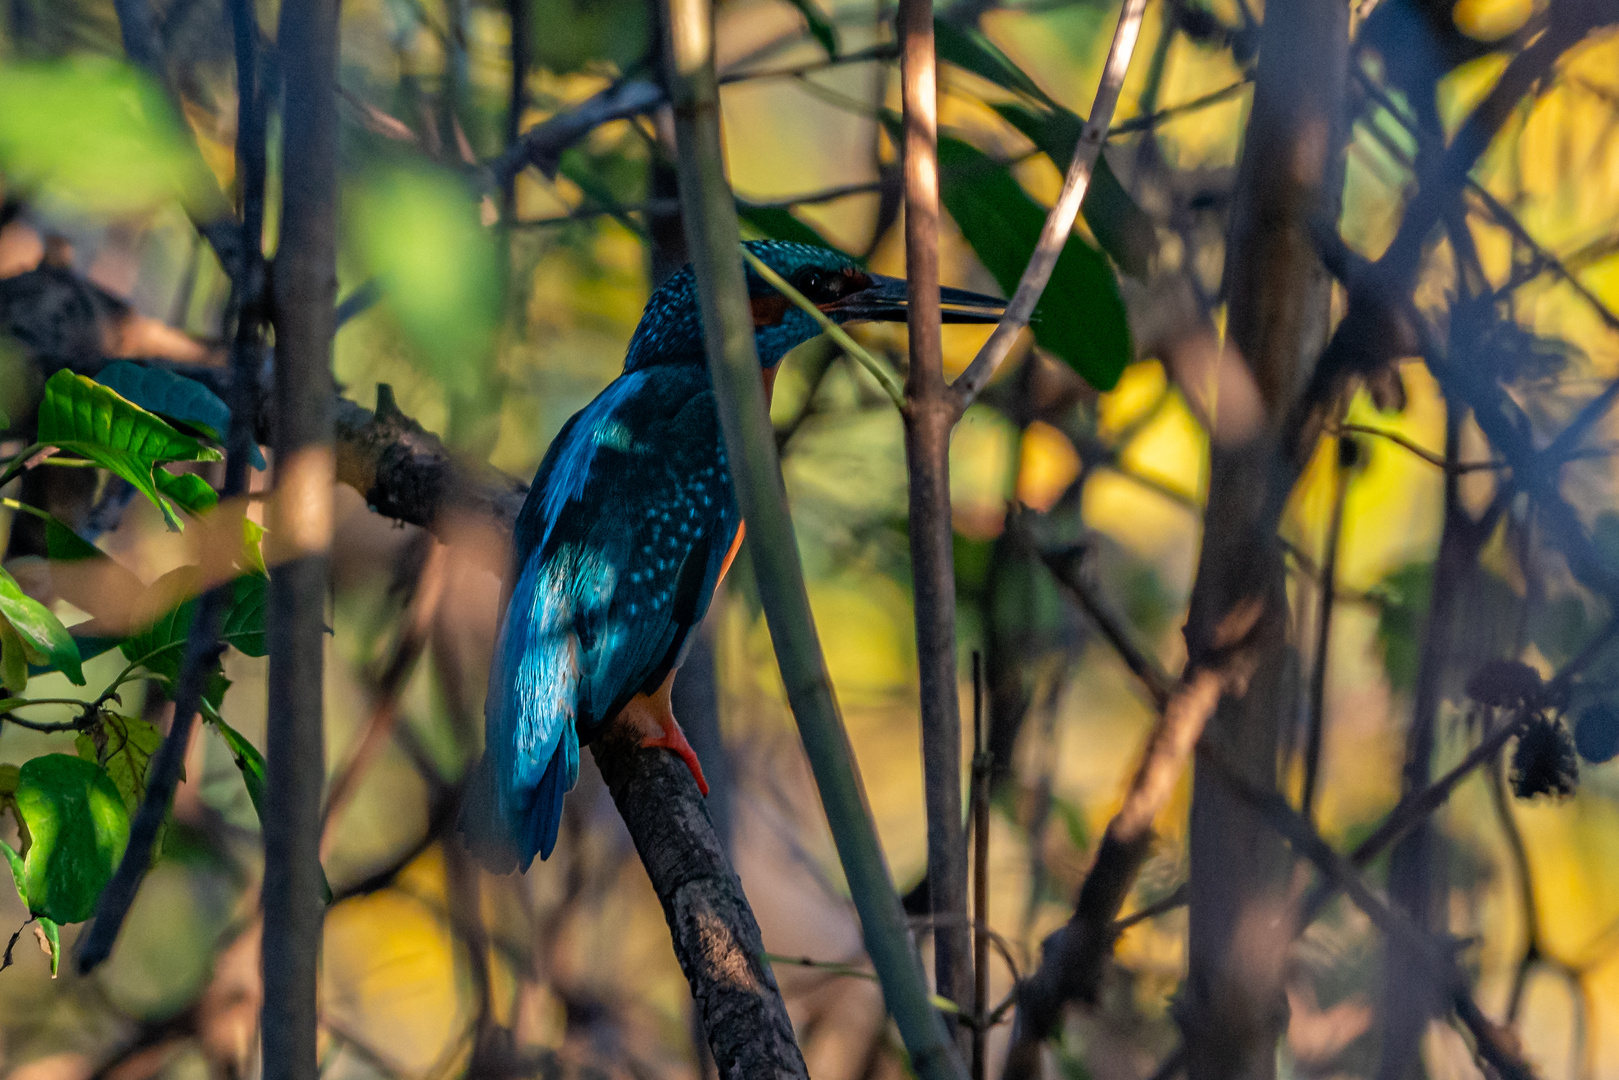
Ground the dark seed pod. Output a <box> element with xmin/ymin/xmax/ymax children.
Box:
<box><xmin>1574</xmin><ymin>702</ymin><xmax>1619</xmax><ymax>765</ymax></box>
<box><xmin>1467</xmin><ymin>659</ymin><xmax>1544</xmax><ymax>710</ymax></box>
<box><xmin>1511</xmin><ymin>715</ymin><xmax>1579</xmax><ymax>800</ymax></box>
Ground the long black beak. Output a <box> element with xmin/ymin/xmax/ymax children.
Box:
<box><xmin>828</xmin><ymin>273</ymin><xmax>1005</xmax><ymax>324</ymax></box>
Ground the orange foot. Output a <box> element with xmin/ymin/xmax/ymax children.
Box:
<box><xmin>614</xmin><ymin>670</ymin><xmax>710</xmax><ymax>796</ymax></box>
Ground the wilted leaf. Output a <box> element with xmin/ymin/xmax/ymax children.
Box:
<box><xmin>1511</xmin><ymin>717</ymin><xmax>1578</xmax><ymax>800</ymax></box>
<box><xmin>350</xmin><ymin>166</ymin><xmax>501</xmax><ymax>397</ymax></box>
<box><xmin>0</xmin><ymin>754</ymin><xmax>130</xmax><ymax>924</ymax></box>
<box><xmin>240</xmin><ymin>518</ymin><xmax>269</xmax><ymax>579</ymax></box>
<box><xmin>75</xmin><ymin>712</ymin><xmax>162</xmax><ymax>815</ymax></box>
<box><xmin>936</xmin><ymin>135</ymin><xmax>1132</xmax><ymax>389</ymax></box>
<box><xmin>0</xmin><ymin>565</ymin><xmax>84</xmax><ymax>685</ymax></box>
<box><xmin>38</xmin><ymin>918</ymin><xmax>59</xmax><ymax>977</ymax></box>
<box><xmin>35</xmin><ymin>370</ymin><xmax>221</xmax><ymax>531</ymax></box>
<box><xmin>0</xmin><ymin>57</ymin><xmax>217</xmax><ymax>215</ymax></box>
<box><xmin>1465</xmin><ymin>659</ymin><xmax>1543</xmax><ymax>709</ymax></box>
<box><xmin>95</xmin><ymin>361</ymin><xmax>264</xmax><ymax>469</ymax></box>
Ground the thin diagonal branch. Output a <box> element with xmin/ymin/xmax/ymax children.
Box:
<box><xmin>952</xmin><ymin>0</ymin><xmax>1149</xmax><ymax>407</ymax></box>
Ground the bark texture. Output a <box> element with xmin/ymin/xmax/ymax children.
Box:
<box><xmin>265</xmin><ymin>2</ymin><xmax>340</xmax><ymax>1079</ymax></box>
<box><xmin>1177</xmin><ymin>0</ymin><xmax>1348</xmax><ymax>1076</ymax></box>
<box><xmin>593</xmin><ymin>727</ymin><xmax>807</xmax><ymax>1080</ymax></box>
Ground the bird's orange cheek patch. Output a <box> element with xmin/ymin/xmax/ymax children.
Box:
<box><xmin>750</xmin><ymin>295</ymin><xmax>790</xmax><ymax>326</ymax></box>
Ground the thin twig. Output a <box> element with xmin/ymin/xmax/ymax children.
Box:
<box><xmin>952</xmin><ymin>0</ymin><xmax>1149</xmax><ymax>407</ymax></box>
<box><xmin>742</xmin><ymin>247</ymin><xmax>904</xmax><ymax>406</ymax></box>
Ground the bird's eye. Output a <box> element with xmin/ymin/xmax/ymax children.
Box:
<box><xmin>794</xmin><ymin>267</ymin><xmax>832</xmax><ymax>299</ymax></box>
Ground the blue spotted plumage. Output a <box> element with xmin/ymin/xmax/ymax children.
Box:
<box><xmin>461</xmin><ymin>241</ymin><xmax>1003</xmax><ymax>872</ymax></box>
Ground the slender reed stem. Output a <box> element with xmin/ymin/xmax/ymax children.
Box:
<box><xmin>659</xmin><ymin>2</ymin><xmax>963</xmax><ymax>1077</ymax></box>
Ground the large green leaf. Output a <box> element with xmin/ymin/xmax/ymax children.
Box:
<box><xmin>937</xmin><ymin>135</ymin><xmax>1132</xmax><ymax>390</ymax></box>
<box><xmin>0</xmin><ymin>57</ymin><xmax>217</xmax><ymax>216</ymax></box>
<box><xmin>95</xmin><ymin>361</ymin><xmax>264</xmax><ymax>469</ymax></box>
<box><xmin>35</xmin><ymin>370</ymin><xmax>221</xmax><ymax>531</ymax></box>
<box><xmin>0</xmin><ymin>754</ymin><xmax>130</xmax><ymax>924</ymax></box>
<box><xmin>0</xmin><ymin>565</ymin><xmax>84</xmax><ymax>685</ymax></box>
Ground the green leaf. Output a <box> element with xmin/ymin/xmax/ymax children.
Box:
<box><xmin>351</xmin><ymin>166</ymin><xmax>501</xmax><ymax>397</ymax></box>
<box><xmin>936</xmin><ymin>134</ymin><xmax>1132</xmax><ymax>390</ymax></box>
<box><xmin>94</xmin><ymin>361</ymin><xmax>264</xmax><ymax>469</ymax></box>
<box><xmin>0</xmin><ymin>565</ymin><xmax>84</xmax><ymax>685</ymax></box>
<box><xmin>934</xmin><ymin>18</ymin><xmax>1057</xmax><ymax>106</ymax></box>
<box><xmin>239</xmin><ymin>518</ymin><xmax>269</xmax><ymax>579</ymax></box>
<box><xmin>993</xmin><ymin>103</ymin><xmax>1156</xmax><ymax>279</ymax></box>
<box><xmin>210</xmin><ymin>715</ymin><xmax>266</xmax><ymax>822</ymax></box>
<box><xmin>1</xmin><ymin>838</ymin><xmax>24</xmax><ymax>904</ymax></box>
<box><xmin>1371</xmin><ymin>562</ymin><xmax>1429</xmax><ymax>695</ymax></box>
<box><xmin>43</xmin><ymin>517</ymin><xmax>105</xmax><ymax>563</ymax></box>
<box><xmin>738</xmin><ymin>203</ymin><xmax>837</xmax><ymax>251</ymax></box>
<box><xmin>35</xmin><ymin>370</ymin><xmax>221</xmax><ymax>531</ymax></box>
<box><xmin>207</xmin><ymin>712</ymin><xmax>330</xmax><ymax>904</ymax></box>
<box><xmin>38</xmin><ymin>917</ymin><xmax>59</xmax><ymax>977</ymax></box>
<box><xmin>154</xmin><ymin>470</ymin><xmax>219</xmax><ymax>516</ymax></box>
<box><xmin>1</xmin><ymin>618</ymin><xmax>27</xmax><ymax>693</ymax></box>
<box><xmin>75</xmin><ymin>713</ymin><xmax>162</xmax><ymax>815</ymax></box>
<box><xmin>3</xmin><ymin>754</ymin><xmax>130</xmax><ymax>924</ymax></box>
<box><xmin>119</xmin><ymin>572</ymin><xmax>266</xmax><ymax>705</ymax></box>
<box><xmin>0</xmin><ymin>57</ymin><xmax>218</xmax><ymax>216</ymax></box>
<box><xmin>784</xmin><ymin>0</ymin><xmax>839</xmax><ymax>57</ymax></box>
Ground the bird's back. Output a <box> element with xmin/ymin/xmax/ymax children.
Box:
<box><xmin>462</xmin><ymin>364</ymin><xmax>739</xmax><ymax>870</ymax></box>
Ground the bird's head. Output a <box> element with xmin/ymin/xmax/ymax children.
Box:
<box><xmin>623</xmin><ymin>240</ymin><xmax>1005</xmax><ymax>375</ymax></box>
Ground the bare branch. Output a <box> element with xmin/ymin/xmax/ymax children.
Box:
<box><xmin>952</xmin><ymin>0</ymin><xmax>1150</xmax><ymax>407</ymax></box>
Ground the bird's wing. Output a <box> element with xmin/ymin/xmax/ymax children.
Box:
<box><xmin>531</xmin><ymin>367</ymin><xmax>740</xmax><ymax>726</ymax></box>
<box><xmin>469</xmin><ymin>368</ymin><xmax>737</xmax><ymax>869</ymax></box>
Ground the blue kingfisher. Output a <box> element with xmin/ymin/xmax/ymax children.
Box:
<box><xmin>461</xmin><ymin>240</ymin><xmax>1004</xmax><ymax>872</ymax></box>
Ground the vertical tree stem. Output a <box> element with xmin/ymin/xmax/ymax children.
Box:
<box><xmin>1178</xmin><ymin>0</ymin><xmax>1347</xmax><ymax>1073</ymax></box>
<box><xmin>970</xmin><ymin>654</ymin><xmax>991</xmax><ymax>1080</ymax></box>
<box><xmin>1375</xmin><ymin>410</ymin><xmax>1473</xmax><ymax>1080</ymax></box>
<box><xmin>1301</xmin><ymin>437</ymin><xmax>1352</xmax><ymax>819</ymax></box>
<box><xmin>898</xmin><ymin>0</ymin><xmax>970</xmax><ymax>1040</ymax></box>
<box><xmin>265</xmin><ymin>2</ymin><xmax>339</xmax><ymax>1080</ymax></box>
<box><xmin>659</xmin><ymin>2</ymin><xmax>963</xmax><ymax>1078</ymax></box>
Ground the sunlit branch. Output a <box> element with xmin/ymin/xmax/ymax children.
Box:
<box><xmin>953</xmin><ymin>0</ymin><xmax>1150</xmax><ymax>407</ymax></box>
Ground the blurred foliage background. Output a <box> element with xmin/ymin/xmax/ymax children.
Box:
<box><xmin>0</xmin><ymin>0</ymin><xmax>1617</xmax><ymax>1079</ymax></box>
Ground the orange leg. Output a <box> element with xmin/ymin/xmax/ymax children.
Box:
<box><xmin>613</xmin><ymin>668</ymin><xmax>710</xmax><ymax>795</ymax></box>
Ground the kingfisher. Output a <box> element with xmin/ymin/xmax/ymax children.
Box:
<box><xmin>461</xmin><ymin>240</ymin><xmax>1004</xmax><ymax>872</ymax></box>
